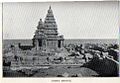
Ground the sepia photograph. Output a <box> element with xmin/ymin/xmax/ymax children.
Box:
<box><xmin>2</xmin><ymin>1</ymin><xmax>119</xmax><ymax>77</ymax></box>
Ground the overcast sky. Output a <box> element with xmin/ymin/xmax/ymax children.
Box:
<box><xmin>3</xmin><ymin>1</ymin><xmax>119</xmax><ymax>39</ymax></box>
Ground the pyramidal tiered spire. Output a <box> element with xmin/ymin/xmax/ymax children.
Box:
<box><xmin>45</xmin><ymin>6</ymin><xmax>57</xmax><ymax>28</ymax></box>
<box><xmin>34</xmin><ymin>18</ymin><xmax>45</xmax><ymax>38</ymax></box>
<box><xmin>44</xmin><ymin>6</ymin><xmax>58</xmax><ymax>35</ymax></box>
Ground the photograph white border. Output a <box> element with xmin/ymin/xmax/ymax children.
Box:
<box><xmin>0</xmin><ymin>0</ymin><xmax>120</xmax><ymax>83</ymax></box>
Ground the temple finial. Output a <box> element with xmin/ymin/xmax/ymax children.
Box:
<box><xmin>37</xmin><ymin>18</ymin><xmax>44</xmax><ymax>29</ymax></box>
<box><xmin>49</xmin><ymin>6</ymin><xmax>51</xmax><ymax>10</ymax></box>
<box><xmin>48</xmin><ymin>6</ymin><xmax>52</xmax><ymax>13</ymax></box>
<box><xmin>38</xmin><ymin>18</ymin><xmax>43</xmax><ymax>25</ymax></box>
<box><xmin>40</xmin><ymin>18</ymin><xmax>42</xmax><ymax>21</ymax></box>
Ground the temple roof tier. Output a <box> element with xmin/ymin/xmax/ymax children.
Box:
<box><xmin>44</xmin><ymin>20</ymin><xmax>56</xmax><ymax>24</ymax></box>
<box><xmin>45</xmin><ymin>16</ymin><xmax>55</xmax><ymax>20</ymax></box>
<box><xmin>34</xmin><ymin>35</ymin><xmax>47</xmax><ymax>39</ymax></box>
<box><xmin>45</xmin><ymin>27</ymin><xmax>57</xmax><ymax>30</ymax></box>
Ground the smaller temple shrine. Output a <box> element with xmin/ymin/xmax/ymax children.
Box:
<box><xmin>19</xmin><ymin>6</ymin><xmax>64</xmax><ymax>52</ymax></box>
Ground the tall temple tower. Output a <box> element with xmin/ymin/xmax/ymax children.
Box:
<box><xmin>33</xmin><ymin>6</ymin><xmax>64</xmax><ymax>51</ymax></box>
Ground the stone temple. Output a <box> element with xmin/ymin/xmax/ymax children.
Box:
<box><xmin>10</xmin><ymin>6</ymin><xmax>65</xmax><ymax>67</ymax></box>
<box><xmin>33</xmin><ymin>6</ymin><xmax>64</xmax><ymax>51</ymax></box>
<box><xmin>19</xmin><ymin>6</ymin><xmax>64</xmax><ymax>52</ymax></box>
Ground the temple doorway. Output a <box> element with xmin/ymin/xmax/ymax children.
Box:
<box><xmin>38</xmin><ymin>39</ymin><xmax>42</xmax><ymax>47</ymax></box>
<box><xmin>58</xmin><ymin>40</ymin><xmax>61</xmax><ymax>48</ymax></box>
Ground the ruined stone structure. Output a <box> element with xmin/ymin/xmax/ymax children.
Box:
<box><xmin>32</xmin><ymin>6</ymin><xmax>64</xmax><ymax>51</ymax></box>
